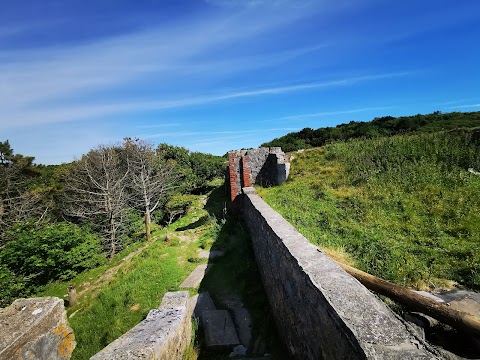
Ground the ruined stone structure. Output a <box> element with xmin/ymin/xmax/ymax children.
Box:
<box><xmin>227</xmin><ymin>147</ymin><xmax>290</xmax><ymax>204</ymax></box>
<box><xmin>0</xmin><ymin>297</ymin><xmax>76</xmax><ymax>360</ymax></box>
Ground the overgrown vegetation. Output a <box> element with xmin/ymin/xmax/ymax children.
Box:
<box><xmin>0</xmin><ymin>139</ymin><xmax>225</xmax><ymax>306</ymax></box>
<box><xmin>262</xmin><ymin>110</ymin><xmax>480</xmax><ymax>152</ymax></box>
<box><xmin>259</xmin><ymin>129</ymin><xmax>480</xmax><ymax>290</ymax></box>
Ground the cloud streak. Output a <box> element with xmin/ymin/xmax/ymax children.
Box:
<box><xmin>1</xmin><ymin>72</ymin><xmax>408</xmax><ymax>130</ymax></box>
<box><xmin>450</xmin><ymin>104</ymin><xmax>480</xmax><ymax>109</ymax></box>
<box><xmin>270</xmin><ymin>106</ymin><xmax>395</xmax><ymax>122</ymax></box>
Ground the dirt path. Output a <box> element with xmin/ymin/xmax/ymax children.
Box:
<box><xmin>77</xmin><ymin>236</ymin><xmax>159</xmax><ymax>298</ymax></box>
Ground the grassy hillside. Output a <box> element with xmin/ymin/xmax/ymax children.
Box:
<box><xmin>258</xmin><ymin>129</ymin><xmax>480</xmax><ymax>291</ymax></box>
<box><xmin>262</xmin><ymin>111</ymin><xmax>480</xmax><ymax>152</ymax></box>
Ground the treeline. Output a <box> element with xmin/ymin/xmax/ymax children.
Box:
<box><xmin>261</xmin><ymin>111</ymin><xmax>480</xmax><ymax>152</ymax></box>
<box><xmin>0</xmin><ymin>139</ymin><xmax>225</xmax><ymax>305</ymax></box>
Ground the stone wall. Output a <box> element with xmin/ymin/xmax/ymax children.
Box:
<box><xmin>241</xmin><ymin>187</ymin><xmax>441</xmax><ymax>360</ymax></box>
<box><xmin>0</xmin><ymin>297</ymin><xmax>75</xmax><ymax>360</ymax></box>
<box><xmin>226</xmin><ymin>147</ymin><xmax>289</xmax><ymax>204</ymax></box>
<box><xmin>90</xmin><ymin>291</ymin><xmax>192</xmax><ymax>360</ymax></box>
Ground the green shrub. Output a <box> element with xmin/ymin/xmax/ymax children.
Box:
<box><xmin>0</xmin><ymin>221</ymin><xmax>105</xmax><ymax>302</ymax></box>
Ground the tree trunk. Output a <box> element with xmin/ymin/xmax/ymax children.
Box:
<box><xmin>109</xmin><ymin>215</ymin><xmax>116</xmax><ymax>259</ymax></box>
<box><xmin>336</xmin><ymin>260</ymin><xmax>480</xmax><ymax>337</ymax></box>
<box><xmin>145</xmin><ymin>211</ymin><xmax>151</xmax><ymax>242</ymax></box>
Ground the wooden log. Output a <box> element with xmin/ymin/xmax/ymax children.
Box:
<box><xmin>335</xmin><ymin>260</ymin><xmax>480</xmax><ymax>337</ymax></box>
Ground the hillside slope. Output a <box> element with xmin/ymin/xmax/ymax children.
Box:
<box><xmin>258</xmin><ymin>129</ymin><xmax>480</xmax><ymax>291</ymax></box>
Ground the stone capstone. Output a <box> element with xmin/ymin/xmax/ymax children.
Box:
<box><xmin>0</xmin><ymin>297</ymin><xmax>76</xmax><ymax>360</ymax></box>
<box><xmin>90</xmin><ymin>291</ymin><xmax>191</xmax><ymax>360</ymax></box>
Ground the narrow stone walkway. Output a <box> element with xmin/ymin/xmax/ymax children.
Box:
<box><xmin>180</xmin><ymin>264</ymin><xmax>211</xmax><ymax>288</ymax></box>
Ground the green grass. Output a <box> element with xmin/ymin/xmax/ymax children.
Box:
<box><xmin>38</xmin><ymin>230</ymin><xmax>197</xmax><ymax>360</ymax></box>
<box><xmin>258</xmin><ymin>130</ymin><xmax>480</xmax><ymax>291</ymax></box>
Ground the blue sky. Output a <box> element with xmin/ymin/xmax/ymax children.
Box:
<box><xmin>1</xmin><ymin>0</ymin><xmax>480</xmax><ymax>164</ymax></box>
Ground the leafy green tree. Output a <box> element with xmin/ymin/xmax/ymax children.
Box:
<box><xmin>0</xmin><ymin>141</ymin><xmax>45</xmax><ymax>245</ymax></box>
<box><xmin>0</xmin><ymin>140</ymin><xmax>13</xmax><ymax>166</ymax></box>
<box><xmin>164</xmin><ymin>193</ymin><xmax>195</xmax><ymax>225</ymax></box>
<box><xmin>261</xmin><ymin>111</ymin><xmax>480</xmax><ymax>152</ymax></box>
<box><xmin>156</xmin><ymin>143</ymin><xmax>225</xmax><ymax>192</ymax></box>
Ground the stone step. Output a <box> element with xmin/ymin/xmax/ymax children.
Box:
<box><xmin>197</xmin><ymin>249</ymin><xmax>225</xmax><ymax>260</ymax></box>
<box><xmin>180</xmin><ymin>264</ymin><xmax>210</xmax><ymax>288</ymax></box>
<box><xmin>202</xmin><ymin>310</ymin><xmax>240</xmax><ymax>350</ymax></box>
<box><xmin>192</xmin><ymin>292</ymin><xmax>216</xmax><ymax>322</ymax></box>
<box><xmin>219</xmin><ymin>294</ymin><xmax>252</xmax><ymax>349</ymax></box>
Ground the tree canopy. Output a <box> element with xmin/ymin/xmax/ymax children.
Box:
<box><xmin>261</xmin><ymin>111</ymin><xmax>480</xmax><ymax>152</ymax></box>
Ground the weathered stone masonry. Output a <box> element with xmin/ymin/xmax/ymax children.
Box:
<box><xmin>241</xmin><ymin>187</ymin><xmax>441</xmax><ymax>360</ymax></box>
<box><xmin>227</xmin><ymin>147</ymin><xmax>290</xmax><ymax>204</ymax></box>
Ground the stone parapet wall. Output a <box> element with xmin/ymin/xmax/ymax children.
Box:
<box><xmin>241</xmin><ymin>187</ymin><xmax>441</xmax><ymax>360</ymax></box>
<box><xmin>90</xmin><ymin>291</ymin><xmax>192</xmax><ymax>360</ymax></box>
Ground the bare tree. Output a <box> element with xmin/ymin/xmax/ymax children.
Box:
<box><xmin>63</xmin><ymin>145</ymin><xmax>129</xmax><ymax>258</ymax></box>
<box><xmin>0</xmin><ymin>144</ymin><xmax>49</xmax><ymax>244</ymax></box>
<box><xmin>123</xmin><ymin>138</ymin><xmax>177</xmax><ymax>241</ymax></box>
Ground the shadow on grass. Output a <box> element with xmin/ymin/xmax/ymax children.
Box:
<box><xmin>176</xmin><ymin>215</ymin><xmax>209</xmax><ymax>231</ymax></box>
<box><xmin>196</xmin><ymin>185</ymin><xmax>290</xmax><ymax>360</ymax></box>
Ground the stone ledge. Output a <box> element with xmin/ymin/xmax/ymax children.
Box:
<box><xmin>90</xmin><ymin>291</ymin><xmax>191</xmax><ymax>360</ymax></box>
<box><xmin>0</xmin><ymin>297</ymin><xmax>75</xmax><ymax>360</ymax></box>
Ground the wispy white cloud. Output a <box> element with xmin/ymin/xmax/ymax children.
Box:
<box><xmin>143</xmin><ymin>128</ymin><xmax>299</xmax><ymax>139</ymax></box>
<box><xmin>1</xmin><ymin>72</ymin><xmax>408</xmax><ymax>130</ymax></box>
<box><xmin>269</xmin><ymin>106</ymin><xmax>394</xmax><ymax>122</ymax></box>
<box><xmin>450</xmin><ymin>104</ymin><xmax>480</xmax><ymax>109</ymax></box>
<box><xmin>0</xmin><ymin>3</ymin><xmax>335</xmax><ymax>130</ymax></box>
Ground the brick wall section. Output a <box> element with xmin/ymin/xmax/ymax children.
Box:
<box><xmin>241</xmin><ymin>155</ymin><xmax>253</xmax><ymax>187</ymax></box>
<box><xmin>241</xmin><ymin>187</ymin><xmax>441</xmax><ymax>360</ymax></box>
<box><xmin>228</xmin><ymin>152</ymin><xmax>239</xmax><ymax>202</ymax></box>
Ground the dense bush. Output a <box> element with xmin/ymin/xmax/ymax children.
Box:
<box><xmin>0</xmin><ymin>222</ymin><xmax>105</xmax><ymax>305</ymax></box>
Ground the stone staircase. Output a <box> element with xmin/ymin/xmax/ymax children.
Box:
<box><xmin>180</xmin><ymin>248</ymin><xmax>270</xmax><ymax>358</ymax></box>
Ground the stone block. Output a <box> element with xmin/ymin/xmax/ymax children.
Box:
<box><xmin>0</xmin><ymin>297</ymin><xmax>75</xmax><ymax>360</ymax></box>
<box><xmin>91</xmin><ymin>291</ymin><xmax>192</xmax><ymax>360</ymax></box>
<box><xmin>193</xmin><ymin>292</ymin><xmax>216</xmax><ymax>322</ymax></box>
<box><xmin>159</xmin><ymin>291</ymin><xmax>189</xmax><ymax>309</ymax></box>
<box><xmin>202</xmin><ymin>310</ymin><xmax>240</xmax><ymax>350</ymax></box>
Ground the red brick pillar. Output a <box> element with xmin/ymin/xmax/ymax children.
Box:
<box><xmin>228</xmin><ymin>152</ymin><xmax>239</xmax><ymax>203</ymax></box>
<box><xmin>241</xmin><ymin>155</ymin><xmax>252</xmax><ymax>187</ymax></box>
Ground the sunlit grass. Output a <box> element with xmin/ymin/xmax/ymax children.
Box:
<box><xmin>259</xmin><ymin>130</ymin><xmax>480</xmax><ymax>291</ymax></box>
